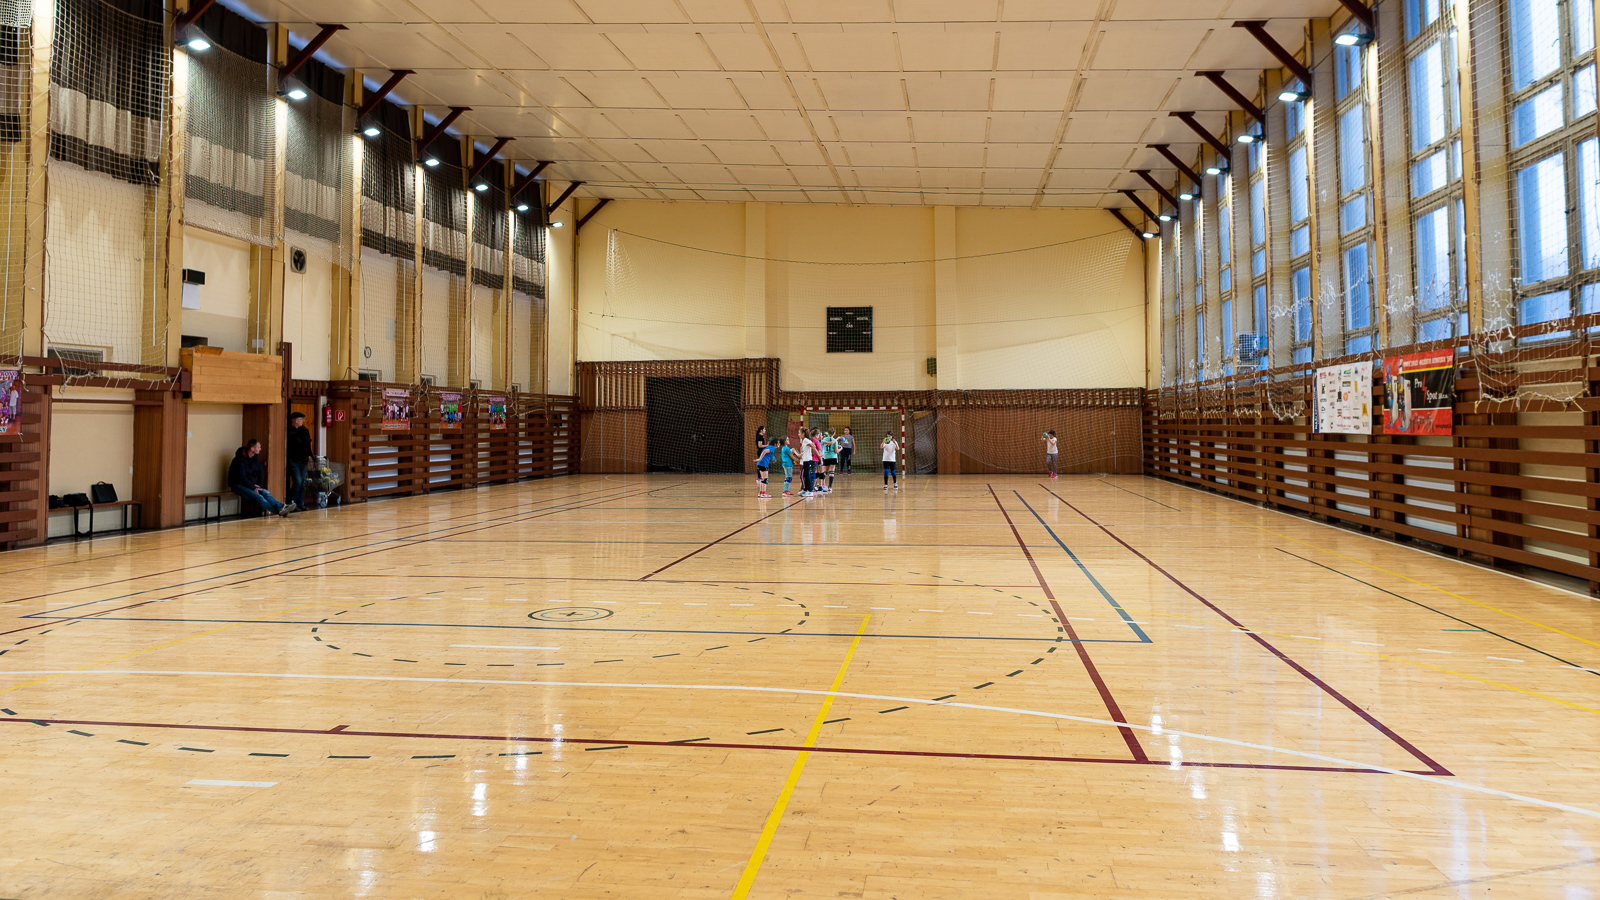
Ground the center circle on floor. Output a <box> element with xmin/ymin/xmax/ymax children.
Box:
<box><xmin>529</xmin><ymin>607</ymin><xmax>615</xmax><ymax>621</ymax></box>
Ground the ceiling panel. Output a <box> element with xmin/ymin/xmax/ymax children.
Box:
<box><xmin>241</xmin><ymin>0</ymin><xmax>1345</xmax><ymax>208</ymax></box>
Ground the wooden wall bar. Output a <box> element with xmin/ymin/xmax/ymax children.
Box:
<box><xmin>1144</xmin><ymin>346</ymin><xmax>1600</xmax><ymax>591</ymax></box>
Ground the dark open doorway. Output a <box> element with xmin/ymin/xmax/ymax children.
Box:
<box><xmin>645</xmin><ymin>376</ymin><xmax>744</xmax><ymax>473</ymax></box>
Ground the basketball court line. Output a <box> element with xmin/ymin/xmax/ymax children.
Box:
<box><xmin>1011</xmin><ymin>490</ymin><xmax>1151</xmax><ymax>643</ymax></box>
<box><xmin>18</xmin><ymin>615</ymin><xmax>1138</xmax><ymax>643</ymax></box>
<box><xmin>32</xmin><ymin>672</ymin><xmax>1600</xmax><ymax>826</ymax></box>
<box><xmin>985</xmin><ymin>484</ymin><xmax>1147</xmax><ymax>761</ymax></box>
<box><xmin>1040</xmin><ymin>483</ymin><xmax>1450</xmax><ymax>777</ymax></box>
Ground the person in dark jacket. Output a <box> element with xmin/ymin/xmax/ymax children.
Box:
<box><xmin>287</xmin><ymin>412</ymin><xmax>314</xmax><ymax>508</ymax></box>
<box><xmin>229</xmin><ymin>439</ymin><xmax>290</xmax><ymax>517</ymax></box>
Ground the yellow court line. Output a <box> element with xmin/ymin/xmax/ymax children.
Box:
<box><xmin>0</xmin><ymin>604</ymin><xmax>314</xmax><ymax>697</ymax></box>
<box><xmin>1207</xmin><ymin>507</ymin><xmax>1600</xmax><ymax>650</ymax></box>
<box><xmin>730</xmin><ymin>614</ymin><xmax>870</xmax><ymax>900</ymax></box>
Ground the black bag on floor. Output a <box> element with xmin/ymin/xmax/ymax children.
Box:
<box><xmin>91</xmin><ymin>482</ymin><xmax>117</xmax><ymax>504</ymax></box>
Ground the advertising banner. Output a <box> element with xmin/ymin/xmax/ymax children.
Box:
<box><xmin>439</xmin><ymin>392</ymin><xmax>462</xmax><ymax>430</ymax></box>
<box><xmin>1313</xmin><ymin>361</ymin><xmax>1373</xmax><ymax>434</ymax></box>
<box><xmin>1382</xmin><ymin>349</ymin><xmax>1456</xmax><ymax>435</ymax></box>
<box><xmin>382</xmin><ymin>388</ymin><xmax>411</xmax><ymax>431</ymax></box>
<box><xmin>0</xmin><ymin>369</ymin><xmax>19</xmax><ymax>436</ymax></box>
<box><xmin>487</xmin><ymin>397</ymin><xmax>508</xmax><ymax>431</ymax></box>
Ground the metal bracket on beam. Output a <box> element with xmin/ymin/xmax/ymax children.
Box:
<box><xmin>466</xmin><ymin>138</ymin><xmax>513</xmax><ymax>184</ymax></box>
<box><xmin>278</xmin><ymin>24</ymin><xmax>346</xmax><ymax>92</ymax></box>
<box><xmin>173</xmin><ymin>0</ymin><xmax>218</xmax><ymax>33</ymax></box>
<box><xmin>511</xmin><ymin>162</ymin><xmax>552</xmax><ymax>199</ymax></box>
<box><xmin>1148</xmin><ymin>145</ymin><xmax>1204</xmax><ymax>187</ymax></box>
<box><xmin>1107</xmin><ymin>208</ymin><xmax>1147</xmax><ymax>239</ymax></box>
<box><xmin>546</xmin><ymin>181</ymin><xmax>583</xmax><ymax>215</ymax></box>
<box><xmin>1233</xmin><ymin>21</ymin><xmax>1314</xmax><ymax>87</ymax></box>
<box><xmin>1336</xmin><ymin>0</ymin><xmax>1375</xmax><ymax>29</ymax></box>
<box><xmin>1120</xmin><ymin>190</ymin><xmax>1160</xmax><ymax>224</ymax></box>
<box><xmin>1196</xmin><ymin>71</ymin><xmax>1266</xmax><ymax>124</ymax></box>
<box><xmin>576</xmin><ymin>198</ymin><xmax>611</xmax><ymax>233</ymax></box>
<box><xmin>416</xmin><ymin>108</ymin><xmax>470</xmax><ymax>158</ymax></box>
<box><xmin>1133</xmin><ymin>171</ymin><xmax>1180</xmax><ymax>209</ymax></box>
<box><xmin>356</xmin><ymin>70</ymin><xmax>412</xmax><ymax>122</ymax></box>
<box><xmin>1170</xmin><ymin>112</ymin><xmax>1232</xmax><ymax>160</ymax></box>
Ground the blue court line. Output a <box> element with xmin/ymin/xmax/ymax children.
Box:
<box><xmin>18</xmin><ymin>488</ymin><xmax>644</xmax><ymax>619</ymax></box>
<box><xmin>16</xmin><ymin>615</ymin><xmax>1146</xmax><ymax>643</ymax></box>
<box><xmin>1011</xmin><ymin>491</ymin><xmax>1152</xmax><ymax>644</ymax></box>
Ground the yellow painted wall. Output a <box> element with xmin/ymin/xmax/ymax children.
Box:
<box><xmin>180</xmin><ymin>228</ymin><xmax>253</xmax><ymax>353</ymax></box>
<box><xmin>47</xmin><ymin>398</ymin><xmax>135</xmax><ymax>538</ymax></box>
<box><xmin>284</xmin><ymin>241</ymin><xmax>334</xmax><ymax>381</ymax></box>
<box><xmin>547</xmin><ymin>197</ymin><xmax>577</xmax><ymax>395</ymax></box>
<box><xmin>575</xmin><ymin>201</ymin><xmax>1148</xmax><ymax>390</ymax></box>
<box><xmin>186</xmin><ymin>403</ymin><xmax>244</xmax><ymax>494</ymax></box>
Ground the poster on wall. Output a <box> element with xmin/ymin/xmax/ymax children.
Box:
<box><xmin>0</xmin><ymin>369</ymin><xmax>19</xmax><ymax>436</ymax></box>
<box><xmin>488</xmin><ymin>397</ymin><xmax>508</xmax><ymax>431</ymax></box>
<box><xmin>1313</xmin><ymin>361</ymin><xmax>1373</xmax><ymax>434</ymax></box>
<box><xmin>439</xmin><ymin>393</ymin><xmax>462</xmax><ymax>430</ymax></box>
<box><xmin>1382</xmin><ymin>349</ymin><xmax>1456</xmax><ymax>435</ymax></box>
<box><xmin>382</xmin><ymin>388</ymin><xmax>411</xmax><ymax>431</ymax></box>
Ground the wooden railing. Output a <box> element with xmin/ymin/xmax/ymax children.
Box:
<box><xmin>1145</xmin><ymin>323</ymin><xmax>1600</xmax><ymax>591</ymax></box>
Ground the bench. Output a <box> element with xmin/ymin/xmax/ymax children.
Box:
<box><xmin>186</xmin><ymin>490</ymin><xmax>241</xmax><ymax>523</ymax></box>
<box><xmin>50</xmin><ymin>499</ymin><xmax>142</xmax><ymax>538</ymax></box>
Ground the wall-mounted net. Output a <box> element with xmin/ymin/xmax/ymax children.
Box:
<box><xmin>44</xmin><ymin>0</ymin><xmax>170</xmax><ymax>378</ymax></box>
<box><xmin>183</xmin><ymin>6</ymin><xmax>274</xmax><ymax>247</ymax></box>
<box><xmin>420</xmin><ymin>139</ymin><xmax>465</xmax><ymax>385</ymax></box>
<box><xmin>358</xmin><ymin>99</ymin><xmax>413</xmax><ymax>382</ymax></box>
<box><xmin>0</xmin><ymin>0</ymin><xmax>30</xmax><ymax>359</ymax></box>
<box><xmin>284</xmin><ymin>57</ymin><xmax>347</xmax><ymax>269</ymax></box>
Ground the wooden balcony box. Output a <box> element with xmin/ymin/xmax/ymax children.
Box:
<box><xmin>181</xmin><ymin>347</ymin><xmax>284</xmax><ymax>405</ymax></box>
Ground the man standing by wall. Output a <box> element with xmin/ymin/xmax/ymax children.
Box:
<box><xmin>287</xmin><ymin>412</ymin><xmax>314</xmax><ymax>509</ymax></box>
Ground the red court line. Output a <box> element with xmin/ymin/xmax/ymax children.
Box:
<box><xmin>987</xmin><ymin>484</ymin><xmax>1148</xmax><ymax>763</ymax></box>
<box><xmin>1039</xmin><ymin>483</ymin><xmax>1451</xmax><ymax>778</ymax></box>
<box><xmin>0</xmin><ymin>715</ymin><xmax>1416</xmax><ymax>774</ymax></box>
<box><xmin>639</xmin><ymin>499</ymin><xmax>803</xmax><ymax>580</ymax></box>
<box><xmin>0</xmin><ymin>482</ymin><xmax>637</xmax><ymax>605</ymax></box>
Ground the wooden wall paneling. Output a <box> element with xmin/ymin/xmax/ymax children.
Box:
<box><xmin>4</xmin><ymin>384</ymin><xmax>50</xmax><ymax>548</ymax></box>
<box><xmin>134</xmin><ymin>389</ymin><xmax>187</xmax><ymax>528</ymax></box>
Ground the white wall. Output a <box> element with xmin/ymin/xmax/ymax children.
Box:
<box><xmin>181</xmin><ymin>228</ymin><xmax>253</xmax><ymax>352</ymax></box>
<box><xmin>575</xmin><ymin>201</ymin><xmax>1148</xmax><ymax>390</ymax></box>
<box><xmin>47</xmin><ymin>399</ymin><xmax>135</xmax><ymax>538</ymax></box>
<box><xmin>284</xmin><ymin>232</ymin><xmax>334</xmax><ymax>381</ymax></box>
<box><xmin>44</xmin><ymin>165</ymin><xmax>150</xmax><ymax>364</ymax></box>
<box><xmin>546</xmin><ymin>198</ymin><xmax>576</xmax><ymax>395</ymax></box>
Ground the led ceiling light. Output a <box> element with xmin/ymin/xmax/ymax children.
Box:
<box><xmin>516</xmin><ymin>203</ymin><xmax>530</xmax><ymax>212</ymax></box>
<box><xmin>362</xmin><ymin>126</ymin><xmax>380</xmax><ymax>138</ymax></box>
<box><xmin>423</xmin><ymin>158</ymin><xmax>440</xmax><ymax>167</ymax></box>
<box><xmin>186</xmin><ymin>37</ymin><xmax>211</xmax><ymax>51</ymax></box>
<box><xmin>281</xmin><ymin>88</ymin><xmax>308</xmax><ymax>101</ymax></box>
<box><xmin>1335</xmin><ymin>31</ymin><xmax>1374</xmax><ymax>47</ymax></box>
<box><xmin>1278</xmin><ymin>89</ymin><xmax>1310</xmax><ymax>103</ymax></box>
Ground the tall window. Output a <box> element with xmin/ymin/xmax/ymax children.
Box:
<box><xmin>1336</xmin><ymin>28</ymin><xmax>1378</xmax><ymax>354</ymax></box>
<box><xmin>1285</xmin><ymin>89</ymin><xmax>1315</xmax><ymax>364</ymax></box>
<box><xmin>1405</xmin><ymin>0</ymin><xmax>1468</xmax><ymax>342</ymax></box>
<box><xmin>1218</xmin><ymin>176</ymin><xmax>1235</xmax><ymax>375</ymax></box>
<box><xmin>1507</xmin><ymin>0</ymin><xmax>1599</xmax><ymax>334</ymax></box>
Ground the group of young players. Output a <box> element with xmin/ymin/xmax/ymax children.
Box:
<box><xmin>753</xmin><ymin>425</ymin><xmax>900</xmax><ymax>498</ymax></box>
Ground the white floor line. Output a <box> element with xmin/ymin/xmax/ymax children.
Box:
<box><xmin>449</xmin><ymin>645</ymin><xmax>561</xmax><ymax>651</ymax></box>
<box><xmin>1487</xmin><ymin>657</ymin><xmax>1525</xmax><ymax>662</ymax></box>
<box><xmin>17</xmin><ymin>668</ymin><xmax>1597</xmax><ymax>824</ymax></box>
<box><xmin>186</xmin><ymin>779</ymin><xmax>276</xmax><ymax>788</ymax></box>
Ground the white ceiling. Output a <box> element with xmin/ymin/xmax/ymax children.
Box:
<box><xmin>236</xmin><ymin>0</ymin><xmax>1347</xmax><ymax>208</ymax></box>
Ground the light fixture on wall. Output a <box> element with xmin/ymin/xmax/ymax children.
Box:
<box><xmin>1158</xmin><ymin>212</ymin><xmax>1173</xmax><ymax>222</ymax></box>
<box><xmin>1335</xmin><ymin>31</ymin><xmax>1374</xmax><ymax>47</ymax></box>
<box><xmin>550</xmin><ymin>221</ymin><xmax>564</xmax><ymax>228</ymax></box>
<box><xmin>279</xmin><ymin>87</ymin><xmax>308</xmax><ymax>101</ymax></box>
<box><xmin>1237</xmin><ymin>132</ymin><xmax>1259</xmax><ymax>144</ymax></box>
<box><xmin>362</xmin><ymin>125</ymin><xmax>380</xmax><ymax>138</ymax></box>
<box><xmin>185</xmin><ymin>36</ymin><xmax>211</xmax><ymax>51</ymax></box>
<box><xmin>423</xmin><ymin>157</ymin><xmax>440</xmax><ymax>167</ymax></box>
<box><xmin>1141</xmin><ymin>231</ymin><xmax>1156</xmax><ymax>239</ymax></box>
<box><xmin>1206</xmin><ymin>164</ymin><xmax>1228</xmax><ymax>176</ymax></box>
<box><xmin>1278</xmin><ymin>88</ymin><xmax>1310</xmax><ymax>103</ymax></box>
<box><xmin>516</xmin><ymin>203</ymin><xmax>530</xmax><ymax>212</ymax></box>
<box><xmin>1178</xmin><ymin>190</ymin><xmax>1195</xmax><ymax>201</ymax></box>
<box><xmin>473</xmin><ymin>183</ymin><xmax>489</xmax><ymax>192</ymax></box>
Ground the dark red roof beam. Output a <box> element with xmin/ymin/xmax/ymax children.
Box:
<box><xmin>278</xmin><ymin>24</ymin><xmax>346</xmax><ymax>92</ymax></box>
<box><xmin>1148</xmin><ymin>145</ymin><xmax>1204</xmax><ymax>187</ymax></box>
<box><xmin>1233</xmin><ymin>21</ymin><xmax>1314</xmax><ymax>87</ymax></box>
<box><xmin>1133</xmin><ymin>170</ymin><xmax>1180</xmax><ymax>209</ymax></box>
<box><xmin>173</xmin><ymin>0</ymin><xmax>217</xmax><ymax>32</ymax></box>
<box><xmin>356</xmin><ymin>70</ymin><xmax>413</xmax><ymax>122</ymax></box>
<box><xmin>416</xmin><ymin>107</ymin><xmax>470</xmax><ymax>157</ymax></box>
<box><xmin>1120</xmin><ymin>190</ymin><xmax>1160</xmax><ymax>223</ymax></box>
<box><xmin>546</xmin><ymin>181</ymin><xmax>583</xmax><ymax>215</ymax></box>
<box><xmin>511</xmin><ymin>162</ymin><xmax>551</xmax><ymax>199</ymax></box>
<box><xmin>1170</xmin><ymin>112</ymin><xmax>1232</xmax><ymax>161</ymax></box>
<box><xmin>1336</xmin><ymin>0</ymin><xmax>1374</xmax><ymax>30</ymax></box>
<box><xmin>467</xmin><ymin>138</ymin><xmax>513</xmax><ymax>184</ymax></box>
<box><xmin>1107</xmin><ymin>208</ymin><xmax>1148</xmax><ymax>239</ymax></box>
<box><xmin>576</xmin><ymin>198</ymin><xmax>611</xmax><ymax>233</ymax></box>
<box><xmin>1196</xmin><ymin>71</ymin><xmax>1265</xmax><ymax>124</ymax></box>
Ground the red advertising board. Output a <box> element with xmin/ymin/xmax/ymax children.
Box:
<box><xmin>1381</xmin><ymin>349</ymin><xmax>1455</xmax><ymax>435</ymax></box>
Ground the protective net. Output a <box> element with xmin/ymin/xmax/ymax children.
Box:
<box><xmin>183</xmin><ymin>5</ymin><xmax>275</xmax><ymax>246</ymax></box>
<box><xmin>510</xmin><ymin>199</ymin><xmax>547</xmax><ymax>394</ymax></box>
<box><xmin>471</xmin><ymin>156</ymin><xmax>506</xmax><ymax>387</ymax></box>
<box><xmin>358</xmin><ymin>98</ymin><xmax>413</xmax><ymax>382</ymax></box>
<box><xmin>284</xmin><ymin>57</ymin><xmax>346</xmax><ymax>267</ymax></box>
<box><xmin>0</xmin><ymin>0</ymin><xmax>29</xmax><ymax>359</ymax></box>
<box><xmin>420</xmin><ymin>138</ymin><xmax>465</xmax><ymax>385</ymax></box>
<box><xmin>44</xmin><ymin>0</ymin><xmax>172</xmax><ymax>379</ymax></box>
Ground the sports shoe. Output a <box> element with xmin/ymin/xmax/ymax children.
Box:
<box><xmin>758</xmin><ymin>491</ymin><xmax>771</xmax><ymax>498</ymax></box>
<box><xmin>278</xmin><ymin>505</ymin><xmax>292</xmax><ymax>517</ymax></box>
<box><xmin>782</xmin><ymin>490</ymin><xmax>794</xmax><ymax>496</ymax></box>
<box><xmin>884</xmin><ymin>485</ymin><xmax>889</xmax><ymax>491</ymax></box>
<box><xmin>894</xmin><ymin>484</ymin><xmax>900</xmax><ymax>490</ymax></box>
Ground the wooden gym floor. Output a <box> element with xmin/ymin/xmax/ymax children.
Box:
<box><xmin>2</xmin><ymin>473</ymin><xmax>1599</xmax><ymax>899</ymax></box>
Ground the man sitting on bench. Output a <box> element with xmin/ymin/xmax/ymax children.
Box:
<box><xmin>229</xmin><ymin>439</ymin><xmax>292</xmax><ymax>518</ymax></box>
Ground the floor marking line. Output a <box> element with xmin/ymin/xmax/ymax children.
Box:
<box><xmin>18</xmin><ymin>669</ymin><xmax>1600</xmax><ymax>823</ymax></box>
<box><xmin>1211</xmin><ymin>507</ymin><xmax>1600</xmax><ymax>651</ymax></box>
<box><xmin>186</xmin><ymin>779</ymin><xmax>276</xmax><ymax>788</ymax></box>
<box><xmin>642</xmin><ymin>500</ymin><xmax>803</xmax><ymax>581</ymax></box>
<box><xmin>1012</xmin><ymin>490</ymin><xmax>1151</xmax><ymax>643</ymax></box>
<box><xmin>0</xmin><ymin>604</ymin><xmax>314</xmax><ymax>697</ymax></box>
<box><xmin>1039</xmin><ymin>484</ymin><xmax>1449</xmax><ymax>777</ymax></box>
<box><xmin>731</xmin><ymin>614</ymin><xmax>870</xmax><ymax>899</ymax></box>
